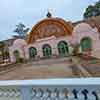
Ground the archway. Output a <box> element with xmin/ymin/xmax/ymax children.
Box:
<box><xmin>13</xmin><ymin>50</ymin><xmax>20</xmax><ymax>62</ymax></box>
<box><xmin>29</xmin><ymin>47</ymin><xmax>37</xmax><ymax>59</ymax></box>
<box><xmin>80</xmin><ymin>37</ymin><xmax>92</xmax><ymax>52</ymax></box>
<box><xmin>58</xmin><ymin>41</ymin><xmax>69</xmax><ymax>56</ymax></box>
<box><xmin>42</xmin><ymin>44</ymin><xmax>52</xmax><ymax>58</ymax></box>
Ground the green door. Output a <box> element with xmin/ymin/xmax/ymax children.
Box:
<box><xmin>13</xmin><ymin>50</ymin><xmax>20</xmax><ymax>62</ymax></box>
<box><xmin>43</xmin><ymin>44</ymin><xmax>52</xmax><ymax>58</ymax></box>
<box><xmin>58</xmin><ymin>41</ymin><xmax>69</xmax><ymax>56</ymax></box>
<box><xmin>29</xmin><ymin>47</ymin><xmax>37</xmax><ymax>59</ymax></box>
<box><xmin>81</xmin><ymin>37</ymin><xmax>92</xmax><ymax>51</ymax></box>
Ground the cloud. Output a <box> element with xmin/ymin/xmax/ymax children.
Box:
<box><xmin>0</xmin><ymin>0</ymin><xmax>98</xmax><ymax>40</ymax></box>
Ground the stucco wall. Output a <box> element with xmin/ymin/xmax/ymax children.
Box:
<box><xmin>9</xmin><ymin>22</ymin><xmax>100</xmax><ymax>62</ymax></box>
<box><xmin>73</xmin><ymin>23</ymin><xmax>100</xmax><ymax>57</ymax></box>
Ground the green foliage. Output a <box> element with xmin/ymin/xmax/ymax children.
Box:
<box><xmin>14</xmin><ymin>23</ymin><xmax>29</xmax><ymax>38</ymax></box>
<box><xmin>0</xmin><ymin>42</ymin><xmax>5</xmax><ymax>62</ymax></box>
<box><xmin>84</xmin><ymin>1</ymin><xmax>100</xmax><ymax>19</ymax></box>
<box><xmin>0</xmin><ymin>42</ymin><xmax>5</xmax><ymax>49</ymax></box>
<box><xmin>18</xmin><ymin>58</ymin><xmax>24</xmax><ymax>63</ymax></box>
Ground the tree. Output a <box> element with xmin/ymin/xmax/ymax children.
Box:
<box><xmin>0</xmin><ymin>42</ymin><xmax>5</xmax><ymax>63</ymax></box>
<box><xmin>14</xmin><ymin>23</ymin><xmax>30</xmax><ymax>38</ymax></box>
<box><xmin>84</xmin><ymin>0</ymin><xmax>100</xmax><ymax>19</ymax></box>
<box><xmin>84</xmin><ymin>5</ymin><xmax>95</xmax><ymax>19</ymax></box>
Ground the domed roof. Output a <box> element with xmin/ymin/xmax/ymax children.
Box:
<box><xmin>73</xmin><ymin>23</ymin><xmax>93</xmax><ymax>33</ymax></box>
<box><xmin>27</xmin><ymin>17</ymin><xmax>73</xmax><ymax>44</ymax></box>
<box><xmin>13</xmin><ymin>39</ymin><xmax>27</xmax><ymax>46</ymax></box>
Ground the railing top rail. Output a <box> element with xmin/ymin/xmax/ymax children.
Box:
<box><xmin>0</xmin><ymin>78</ymin><xmax>100</xmax><ymax>86</ymax></box>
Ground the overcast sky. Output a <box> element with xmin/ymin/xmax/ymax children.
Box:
<box><xmin>0</xmin><ymin>0</ymin><xmax>98</xmax><ymax>41</ymax></box>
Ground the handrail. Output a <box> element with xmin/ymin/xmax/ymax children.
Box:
<box><xmin>0</xmin><ymin>78</ymin><xmax>100</xmax><ymax>86</ymax></box>
<box><xmin>0</xmin><ymin>78</ymin><xmax>99</xmax><ymax>100</ymax></box>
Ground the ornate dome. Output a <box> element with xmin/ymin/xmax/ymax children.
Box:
<box><xmin>13</xmin><ymin>39</ymin><xmax>27</xmax><ymax>46</ymax></box>
<box><xmin>73</xmin><ymin>23</ymin><xmax>93</xmax><ymax>33</ymax></box>
<box><xmin>27</xmin><ymin>18</ymin><xmax>73</xmax><ymax>44</ymax></box>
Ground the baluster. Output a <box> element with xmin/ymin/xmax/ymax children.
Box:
<box><xmin>0</xmin><ymin>89</ymin><xmax>3</xmax><ymax>98</ymax></box>
<box><xmin>72</xmin><ymin>89</ymin><xmax>78</xmax><ymax>99</ymax></box>
<box><xmin>81</xmin><ymin>89</ymin><xmax>88</xmax><ymax>100</ymax></box>
<box><xmin>39</xmin><ymin>88</ymin><xmax>43</xmax><ymax>98</ymax></box>
<box><xmin>96</xmin><ymin>90</ymin><xmax>100</xmax><ymax>100</ymax></box>
<box><xmin>51</xmin><ymin>88</ymin><xmax>57</xmax><ymax>99</ymax></box>
<box><xmin>46</xmin><ymin>89</ymin><xmax>52</xmax><ymax>100</ymax></box>
<box><xmin>59</xmin><ymin>88</ymin><xmax>67</xmax><ymax>100</ymax></box>
<box><xmin>54</xmin><ymin>88</ymin><xmax>59</xmax><ymax>100</ymax></box>
<box><xmin>32</xmin><ymin>88</ymin><xmax>36</xmax><ymax>96</ymax></box>
<box><xmin>42</xmin><ymin>89</ymin><xmax>49</xmax><ymax>100</ymax></box>
<box><xmin>67</xmin><ymin>90</ymin><xmax>74</xmax><ymax>100</ymax></box>
<box><xmin>64</xmin><ymin>88</ymin><xmax>68</xmax><ymax>99</ymax></box>
<box><xmin>92</xmin><ymin>91</ymin><xmax>99</xmax><ymax>100</ymax></box>
<box><xmin>31</xmin><ymin>88</ymin><xmax>36</xmax><ymax>100</ymax></box>
<box><xmin>47</xmin><ymin>88</ymin><xmax>51</xmax><ymax>98</ymax></box>
<box><xmin>77</xmin><ymin>91</ymin><xmax>85</xmax><ymax>100</ymax></box>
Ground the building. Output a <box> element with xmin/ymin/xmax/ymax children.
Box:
<box><xmin>8</xmin><ymin>13</ymin><xmax>100</xmax><ymax>62</ymax></box>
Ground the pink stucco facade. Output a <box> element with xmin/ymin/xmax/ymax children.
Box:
<box><xmin>9</xmin><ymin>23</ymin><xmax>100</xmax><ymax>62</ymax></box>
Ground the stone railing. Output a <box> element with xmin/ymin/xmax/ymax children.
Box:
<box><xmin>0</xmin><ymin>78</ymin><xmax>100</xmax><ymax>100</ymax></box>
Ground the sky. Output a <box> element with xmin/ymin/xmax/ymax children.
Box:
<box><xmin>0</xmin><ymin>0</ymin><xmax>98</xmax><ymax>41</ymax></box>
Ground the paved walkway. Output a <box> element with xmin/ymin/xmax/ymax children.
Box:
<box><xmin>0</xmin><ymin>57</ymin><xmax>75</xmax><ymax>80</ymax></box>
<box><xmin>0</xmin><ymin>56</ymin><xmax>94</xmax><ymax>80</ymax></box>
<box><xmin>71</xmin><ymin>56</ymin><xmax>92</xmax><ymax>77</ymax></box>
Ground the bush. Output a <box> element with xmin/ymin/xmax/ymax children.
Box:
<box><xmin>19</xmin><ymin>58</ymin><xmax>24</xmax><ymax>63</ymax></box>
<box><xmin>16</xmin><ymin>58</ymin><xmax>24</xmax><ymax>63</ymax></box>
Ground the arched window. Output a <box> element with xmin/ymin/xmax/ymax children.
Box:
<box><xmin>42</xmin><ymin>44</ymin><xmax>52</xmax><ymax>58</ymax></box>
<box><xmin>13</xmin><ymin>50</ymin><xmax>20</xmax><ymax>62</ymax></box>
<box><xmin>58</xmin><ymin>41</ymin><xmax>69</xmax><ymax>56</ymax></box>
<box><xmin>29</xmin><ymin>47</ymin><xmax>37</xmax><ymax>59</ymax></box>
<box><xmin>80</xmin><ymin>37</ymin><xmax>92</xmax><ymax>52</ymax></box>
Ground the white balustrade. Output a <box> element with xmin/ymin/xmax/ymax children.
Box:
<box><xmin>0</xmin><ymin>78</ymin><xmax>99</xmax><ymax>100</ymax></box>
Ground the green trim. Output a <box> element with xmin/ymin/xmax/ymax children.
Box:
<box><xmin>81</xmin><ymin>37</ymin><xmax>92</xmax><ymax>51</ymax></box>
<box><xmin>58</xmin><ymin>41</ymin><xmax>69</xmax><ymax>56</ymax></box>
<box><xmin>29</xmin><ymin>47</ymin><xmax>37</xmax><ymax>58</ymax></box>
<box><xmin>43</xmin><ymin>44</ymin><xmax>52</xmax><ymax>58</ymax></box>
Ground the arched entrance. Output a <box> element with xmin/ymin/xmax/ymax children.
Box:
<box><xmin>80</xmin><ymin>37</ymin><xmax>92</xmax><ymax>52</ymax></box>
<box><xmin>58</xmin><ymin>41</ymin><xmax>69</xmax><ymax>56</ymax></box>
<box><xmin>42</xmin><ymin>44</ymin><xmax>52</xmax><ymax>58</ymax></box>
<box><xmin>13</xmin><ymin>50</ymin><xmax>20</xmax><ymax>62</ymax></box>
<box><xmin>29</xmin><ymin>47</ymin><xmax>37</xmax><ymax>59</ymax></box>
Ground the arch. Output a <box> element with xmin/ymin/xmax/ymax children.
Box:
<box><xmin>80</xmin><ymin>37</ymin><xmax>92</xmax><ymax>52</ymax></box>
<box><xmin>73</xmin><ymin>23</ymin><xmax>93</xmax><ymax>33</ymax></box>
<box><xmin>28</xmin><ymin>18</ymin><xmax>73</xmax><ymax>43</ymax></box>
<box><xmin>42</xmin><ymin>44</ymin><xmax>52</xmax><ymax>58</ymax></box>
<box><xmin>13</xmin><ymin>39</ymin><xmax>27</xmax><ymax>46</ymax></box>
<box><xmin>29</xmin><ymin>47</ymin><xmax>37</xmax><ymax>59</ymax></box>
<box><xmin>13</xmin><ymin>50</ymin><xmax>20</xmax><ymax>62</ymax></box>
<box><xmin>58</xmin><ymin>41</ymin><xmax>69</xmax><ymax>56</ymax></box>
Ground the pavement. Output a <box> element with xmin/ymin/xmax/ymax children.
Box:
<box><xmin>0</xmin><ymin>56</ymin><xmax>98</xmax><ymax>80</ymax></box>
<box><xmin>71</xmin><ymin>56</ymin><xmax>92</xmax><ymax>77</ymax></box>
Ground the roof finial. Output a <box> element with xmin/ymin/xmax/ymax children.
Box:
<box><xmin>46</xmin><ymin>9</ymin><xmax>52</xmax><ymax>18</ymax></box>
